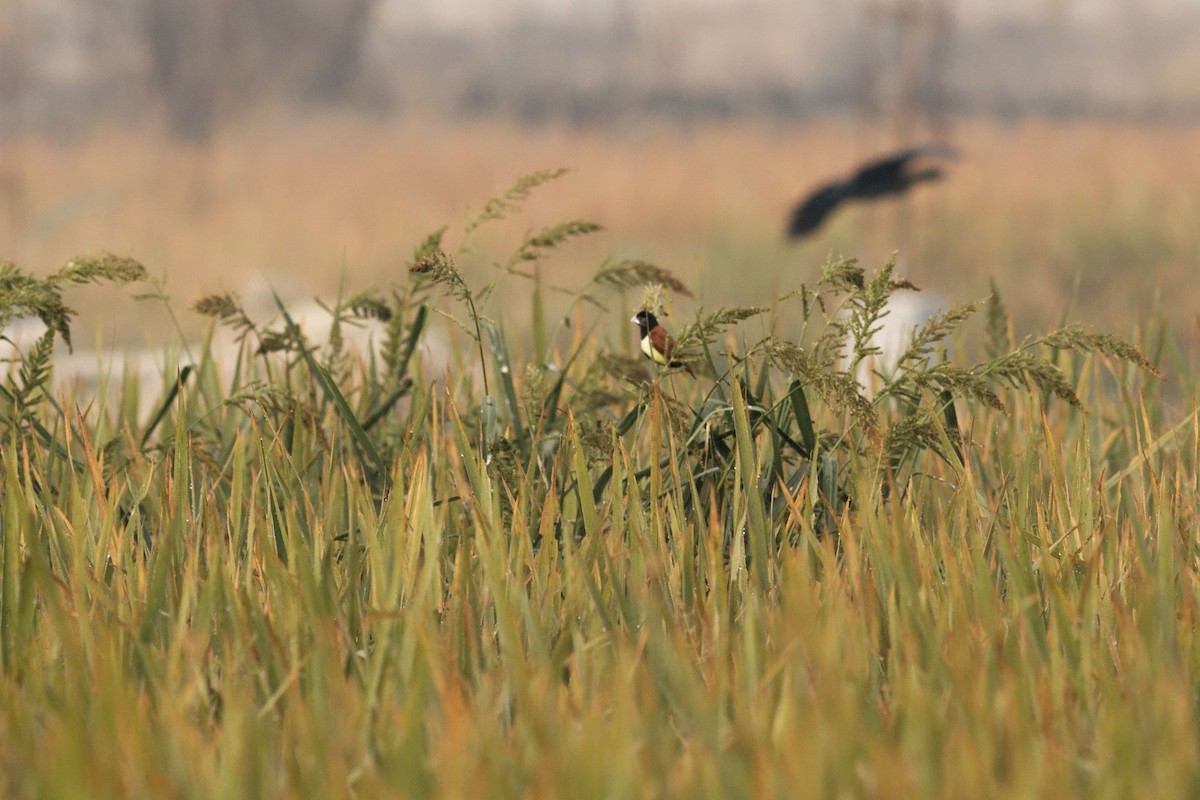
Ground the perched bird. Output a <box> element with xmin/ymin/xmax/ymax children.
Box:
<box><xmin>786</xmin><ymin>144</ymin><xmax>959</xmax><ymax>239</ymax></box>
<box><xmin>632</xmin><ymin>310</ymin><xmax>694</xmax><ymax>376</ymax></box>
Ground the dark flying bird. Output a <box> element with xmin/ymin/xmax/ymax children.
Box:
<box><xmin>786</xmin><ymin>145</ymin><xmax>959</xmax><ymax>239</ymax></box>
<box><xmin>632</xmin><ymin>310</ymin><xmax>694</xmax><ymax>376</ymax></box>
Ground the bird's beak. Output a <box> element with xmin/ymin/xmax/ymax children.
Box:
<box><xmin>630</xmin><ymin>315</ymin><xmax>639</xmax><ymax>324</ymax></box>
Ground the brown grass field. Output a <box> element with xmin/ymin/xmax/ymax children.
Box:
<box><xmin>4</xmin><ymin>114</ymin><xmax>1200</xmax><ymax>797</ymax></box>
<box><xmin>4</xmin><ymin>115</ymin><xmax>1198</xmax><ymax>362</ymax></box>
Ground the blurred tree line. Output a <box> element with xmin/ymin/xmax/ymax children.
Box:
<box><xmin>1</xmin><ymin>0</ymin><xmax>1199</xmax><ymax>145</ymax></box>
<box><xmin>1</xmin><ymin>0</ymin><xmax>380</xmax><ymax>144</ymax></box>
<box><xmin>144</xmin><ymin>0</ymin><xmax>378</xmax><ymax>142</ymax></box>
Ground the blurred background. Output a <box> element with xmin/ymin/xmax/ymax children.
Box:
<box><xmin>2</xmin><ymin>0</ymin><xmax>1198</xmax><ymax>359</ymax></box>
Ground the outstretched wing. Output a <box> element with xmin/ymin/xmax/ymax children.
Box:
<box><xmin>787</xmin><ymin>144</ymin><xmax>958</xmax><ymax>240</ymax></box>
<box><xmin>786</xmin><ymin>182</ymin><xmax>848</xmax><ymax>239</ymax></box>
<box><xmin>848</xmin><ymin>144</ymin><xmax>959</xmax><ymax>199</ymax></box>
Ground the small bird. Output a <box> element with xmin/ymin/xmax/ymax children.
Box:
<box><xmin>786</xmin><ymin>144</ymin><xmax>959</xmax><ymax>239</ymax></box>
<box><xmin>632</xmin><ymin>310</ymin><xmax>694</xmax><ymax>376</ymax></box>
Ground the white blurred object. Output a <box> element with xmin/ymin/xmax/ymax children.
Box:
<box><xmin>0</xmin><ymin>316</ymin><xmax>50</xmax><ymax>363</ymax></box>
<box><xmin>1</xmin><ymin>274</ymin><xmax>480</xmax><ymax>423</ymax></box>
<box><xmin>2</xmin><ymin>315</ymin><xmax>185</xmax><ymax>419</ymax></box>
<box><xmin>846</xmin><ymin>290</ymin><xmax>948</xmax><ymax>395</ymax></box>
<box><xmin>209</xmin><ymin>279</ymin><xmax>467</xmax><ymax>385</ymax></box>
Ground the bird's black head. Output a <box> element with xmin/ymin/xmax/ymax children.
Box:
<box><xmin>632</xmin><ymin>310</ymin><xmax>657</xmax><ymax>334</ymax></box>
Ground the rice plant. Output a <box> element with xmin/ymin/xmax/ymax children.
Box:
<box><xmin>0</xmin><ymin>175</ymin><xmax>1194</xmax><ymax>799</ymax></box>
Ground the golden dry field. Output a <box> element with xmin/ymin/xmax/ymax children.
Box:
<box><xmin>4</xmin><ymin>116</ymin><xmax>1198</xmax><ymax>359</ymax></box>
<box><xmin>4</xmin><ymin>113</ymin><xmax>1200</xmax><ymax>799</ymax></box>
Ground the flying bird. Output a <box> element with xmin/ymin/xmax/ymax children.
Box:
<box><xmin>632</xmin><ymin>310</ymin><xmax>694</xmax><ymax>376</ymax></box>
<box><xmin>786</xmin><ymin>145</ymin><xmax>959</xmax><ymax>239</ymax></box>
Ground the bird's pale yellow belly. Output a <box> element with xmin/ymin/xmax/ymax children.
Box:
<box><xmin>641</xmin><ymin>337</ymin><xmax>668</xmax><ymax>364</ymax></box>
